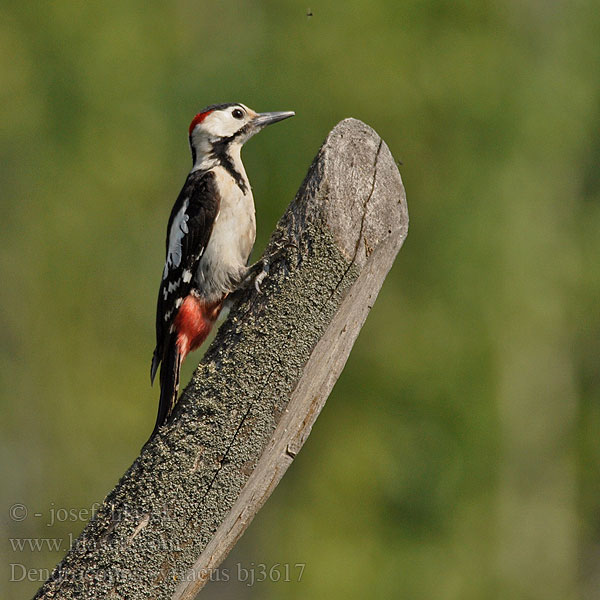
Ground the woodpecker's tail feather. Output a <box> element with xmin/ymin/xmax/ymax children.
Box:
<box><xmin>151</xmin><ymin>336</ymin><xmax>182</xmax><ymax>438</ymax></box>
<box><xmin>148</xmin><ymin>296</ymin><xmax>225</xmax><ymax>441</ymax></box>
<box><xmin>150</xmin><ymin>348</ymin><xmax>160</xmax><ymax>385</ymax></box>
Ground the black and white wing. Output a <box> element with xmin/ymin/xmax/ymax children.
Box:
<box><xmin>151</xmin><ymin>169</ymin><xmax>220</xmax><ymax>382</ymax></box>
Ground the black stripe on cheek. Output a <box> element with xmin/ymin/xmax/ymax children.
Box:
<box><xmin>209</xmin><ymin>128</ymin><xmax>251</xmax><ymax>194</ymax></box>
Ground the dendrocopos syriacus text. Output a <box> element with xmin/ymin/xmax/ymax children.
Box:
<box><xmin>150</xmin><ymin>103</ymin><xmax>294</xmax><ymax>436</ymax></box>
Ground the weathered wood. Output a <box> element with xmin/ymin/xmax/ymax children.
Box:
<box><xmin>34</xmin><ymin>118</ymin><xmax>408</xmax><ymax>600</ymax></box>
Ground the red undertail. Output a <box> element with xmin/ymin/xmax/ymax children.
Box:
<box><xmin>174</xmin><ymin>295</ymin><xmax>224</xmax><ymax>359</ymax></box>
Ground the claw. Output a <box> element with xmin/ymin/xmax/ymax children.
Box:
<box><xmin>254</xmin><ymin>265</ymin><xmax>268</xmax><ymax>293</ymax></box>
<box><xmin>269</xmin><ymin>239</ymin><xmax>297</xmax><ymax>258</ymax></box>
<box><xmin>243</xmin><ymin>239</ymin><xmax>295</xmax><ymax>295</ymax></box>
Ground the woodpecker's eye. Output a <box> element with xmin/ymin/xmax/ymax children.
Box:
<box><xmin>232</xmin><ymin>108</ymin><xmax>244</xmax><ymax>119</ymax></box>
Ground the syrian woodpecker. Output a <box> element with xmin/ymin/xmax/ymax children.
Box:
<box><xmin>150</xmin><ymin>103</ymin><xmax>294</xmax><ymax>436</ymax></box>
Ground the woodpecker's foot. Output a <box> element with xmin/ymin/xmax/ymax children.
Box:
<box><xmin>231</xmin><ymin>259</ymin><xmax>265</xmax><ymax>295</ymax></box>
<box><xmin>236</xmin><ymin>259</ymin><xmax>269</xmax><ymax>294</ymax></box>
<box><xmin>237</xmin><ymin>239</ymin><xmax>296</xmax><ymax>295</ymax></box>
<box><xmin>253</xmin><ymin>261</ymin><xmax>269</xmax><ymax>294</ymax></box>
<box><xmin>268</xmin><ymin>239</ymin><xmax>298</xmax><ymax>257</ymax></box>
<box><xmin>251</xmin><ymin>239</ymin><xmax>297</xmax><ymax>293</ymax></box>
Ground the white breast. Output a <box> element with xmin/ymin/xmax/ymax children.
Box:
<box><xmin>196</xmin><ymin>165</ymin><xmax>256</xmax><ymax>301</ymax></box>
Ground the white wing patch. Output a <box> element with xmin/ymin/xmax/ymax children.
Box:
<box><xmin>162</xmin><ymin>198</ymin><xmax>190</xmax><ymax>280</ymax></box>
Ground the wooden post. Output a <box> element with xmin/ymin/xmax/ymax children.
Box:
<box><xmin>33</xmin><ymin>118</ymin><xmax>408</xmax><ymax>600</ymax></box>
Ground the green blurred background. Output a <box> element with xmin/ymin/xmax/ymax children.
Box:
<box><xmin>2</xmin><ymin>1</ymin><xmax>599</xmax><ymax>598</ymax></box>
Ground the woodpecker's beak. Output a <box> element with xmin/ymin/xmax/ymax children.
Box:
<box><xmin>253</xmin><ymin>111</ymin><xmax>295</xmax><ymax>128</ymax></box>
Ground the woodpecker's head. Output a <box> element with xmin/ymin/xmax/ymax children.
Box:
<box><xmin>188</xmin><ymin>103</ymin><xmax>295</xmax><ymax>167</ymax></box>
